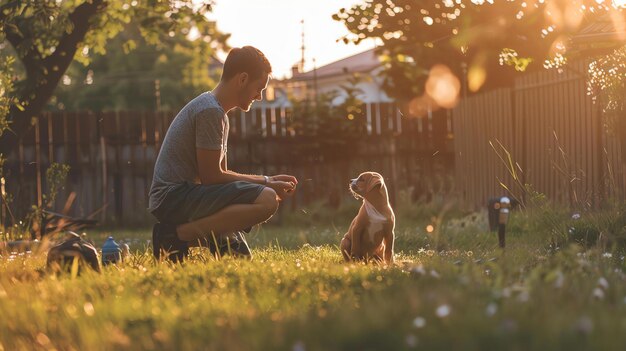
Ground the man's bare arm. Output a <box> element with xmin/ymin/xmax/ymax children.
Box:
<box><xmin>197</xmin><ymin>148</ymin><xmax>265</xmax><ymax>185</ymax></box>
<box><xmin>197</xmin><ymin>148</ymin><xmax>297</xmax><ymax>201</ymax></box>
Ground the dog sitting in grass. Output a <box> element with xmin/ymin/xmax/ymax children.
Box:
<box><xmin>340</xmin><ymin>172</ymin><xmax>395</xmax><ymax>263</ymax></box>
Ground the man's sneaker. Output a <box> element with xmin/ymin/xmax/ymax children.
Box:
<box><xmin>207</xmin><ymin>231</ymin><xmax>252</xmax><ymax>259</ymax></box>
<box><xmin>152</xmin><ymin>223</ymin><xmax>188</xmax><ymax>262</ymax></box>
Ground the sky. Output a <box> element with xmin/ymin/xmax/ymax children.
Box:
<box><xmin>207</xmin><ymin>0</ymin><xmax>377</xmax><ymax>79</ymax></box>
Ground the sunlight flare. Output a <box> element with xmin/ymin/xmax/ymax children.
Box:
<box><xmin>425</xmin><ymin>65</ymin><xmax>460</xmax><ymax>109</ymax></box>
<box><xmin>468</xmin><ymin>65</ymin><xmax>487</xmax><ymax>92</ymax></box>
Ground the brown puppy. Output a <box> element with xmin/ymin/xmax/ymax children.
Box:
<box><xmin>340</xmin><ymin>172</ymin><xmax>395</xmax><ymax>263</ymax></box>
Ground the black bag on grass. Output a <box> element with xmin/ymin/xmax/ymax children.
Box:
<box><xmin>46</xmin><ymin>231</ymin><xmax>101</xmax><ymax>274</ymax></box>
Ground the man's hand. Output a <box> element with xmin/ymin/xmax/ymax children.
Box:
<box><xmin>270</xmin><ymin>174</ymin><xmax>298</xmax><ymax>186</ymax></box>
<box><xmin>267</xmin><ymin>179</ymin><xmax>296</xmax><ymax>200</ymax></box>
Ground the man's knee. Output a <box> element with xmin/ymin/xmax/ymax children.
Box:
<box><xmin>256</xmin><ymin>187</ymin><xmax>279</xmax><ymax>216</ymax></box>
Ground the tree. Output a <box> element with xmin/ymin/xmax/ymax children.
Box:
<box><xmin>332</xmin><ymin>73</ymin><xmax>367</xmax><ymax>137</ymax></box>
<box><xmin>0</xmin><ymin>55</ymin><xmax>16</xmax><ymax>137</ymax></box>
<box><xmin>587</xmin><ymin>44</ymin><xmax>626</xmax><ymax>161</ymax></box>
<box><xmin>588</xmin><ymin>45</ymin><xmax>626</xmax><ymax>112</ymax></box>
<box><xmin>52</xmin><ymin>25</ymin><xmax>223</xmax><ymax>112</ymax></box>
<box><xmin>0</xmin><ymin>0</ymin><xmax>227</xmax><ymax>145</ymax></box>
<box><xmin>334</xmin><ymin>0</ymin><xmax>623</xmax><ymax>102</ymax></box>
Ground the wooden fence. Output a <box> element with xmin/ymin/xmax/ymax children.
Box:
<box><xmin>453</xmin><ymin>61</ymin><xmax>625</xmax><ymax>209</ymax></box>
<box><xmin>1</xmin><ymin>102</ymin><xmax>455</xmax><ymax>226</ymax></box>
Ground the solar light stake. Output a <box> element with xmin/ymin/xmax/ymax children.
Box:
<box><xmin>498</xmin><ymin>197</ymin><xmax>511</xmax><ymax>248</ymax></box>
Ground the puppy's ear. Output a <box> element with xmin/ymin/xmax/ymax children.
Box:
<box><xmin>366</xmin><ymin>174</ymin><xmax>383</xmax><ymax>193</ymax></box>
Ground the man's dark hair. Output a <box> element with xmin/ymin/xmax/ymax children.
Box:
<box><xmin>221</xmin><ymin>46</ymin><xmax>272</xmax><ymax>82</ymax></box>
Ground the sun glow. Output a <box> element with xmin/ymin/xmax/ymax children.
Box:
<box><xmin>207</xmin><ymin>0</ymin><xmax>378</xmax><ymax>78</ymax></box>
<box><xmin>425</xmin><ymin>65</ymin><xmax>461</xmax><ymax>109</ymax></box>
<box><xmin>613</xmin><ymin>0</ymin><xmax>626</xmax><ymax>8</ymax></box>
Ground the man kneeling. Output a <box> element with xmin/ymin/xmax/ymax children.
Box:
<box><xmin>148</xmin><ymin>46</ymin><xmax>297</xmax><ymax>261</ymax></box>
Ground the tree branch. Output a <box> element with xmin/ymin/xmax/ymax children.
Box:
<box><xmin>3</xmin><ymin>0</ymin><xmax>107</xmax><ymax>145</ymax></box>
<box><xmin>3</xmin><ymin>21</ymin><xmax>25</xmax><ymax>51</ymax></box>
<box><xmin>26</xmin><ymin>0</ymin><xmax>106</xmax><ymax>98</ymax></box>
<box><xmin>4</xmin><ymin>22</ymin><xmax>43</xmax><ymax>80</ymax></box>
<box><xmin>0</xmin><ymin>0</ymin><xmax>22</xmax><ymax>23</ymax></box>
<box><xmin>43</xmin><ymin>0</ymin><xmax>106</xmax><ymax>71</ymax></box>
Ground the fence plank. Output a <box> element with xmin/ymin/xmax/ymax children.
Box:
<box><xmin>8</xmin><ymin>78</ymin><xmax>622</xmax><ymax>225</ymax></box>
<box><xmin>452</xmin><ymin>61</ymin><xmax>624</xmax><ymax>209</ymax></box>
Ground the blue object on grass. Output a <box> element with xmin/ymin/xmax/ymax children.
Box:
<box><xmin>102</xmin><ymin>236</ymin><xmax>121</xmax><ymax>265</ymax></box>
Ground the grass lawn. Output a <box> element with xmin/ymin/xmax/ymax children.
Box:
<box><xmin>1</xmin><ymin>206</ymin><xmax>625</xmax><ymax>350</ymax></box>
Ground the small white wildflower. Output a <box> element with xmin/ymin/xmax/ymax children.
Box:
<box><xmin>458</xmin><ymin>275</ymin><xmax>470</xmax><ymax>285</ymax></box>
<box><xmin>517</xmin><ymin>291</ymin><xmax>529</xmax><ymax>303</ymax></box>
<box><xmin>597</xmin><ymin>277</ymin><xmax>609</xmax><ymax>290</ymax></box>
<box><xmin>577</xmin><ymin>258</ymin><xmax>590</xmax><ymax>268</ymax></box>
<box><xmin>592</xmin><ymin>287</ymin><xmax>605</xmax><ymax>300</ymax></box>
<box><xmin>575</xmin><ymin>316</ymin><xmax>594</xmax><ymax>334</ymax></box>
<box><xmin>485</xmin><ymin>303</ymin><xmax>498</xmax><ymax>317</ymax></box>
<box><xmin>499</xmin><ymin>319</ymin><xmax>518</xmax><ymax>333</ymax></box>
<box><xmin>436</xmin><ymin>304</ymin><xmax>451</xmax><ymax>318</ymax></box>
<box><xmin>405</xmin><ymin>334</ymin><xmax>418</xmax><ymax>348</ymax></box>
<box><xmin>292</xmin><ymin>341</ymin><xmax>306</xmax><ymax>351</ymax></box>
<box><xmin>83</xmin><ymin>302</ymin><xmax>95</xmax><ymax>316</ymax></box>
<box><xmin>554</xmin><ymin>271</ymin><xmax>565</xmax><ymax>289</ymax></box>
<box><xmin>602</xmin><ymin>252</ymin><xmax>613</xmax><ymax>258</ymax></box>
<box><xmin>411</xmin><ymin>265</ymin><xmax>426</xmax><ymax>275</ymax></box>
<box><xmin>412</xmin><ymin>317</ymin><xmax>426</xmax><ymax>328</ymax></box>
<box><xmin>571</xmin><ymin>213</ymin><xmax>581</xmax><ymax>220</ymax></box>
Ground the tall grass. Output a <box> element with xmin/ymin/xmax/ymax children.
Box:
<box><xmin>1</xmin><ymin>200</ymin><xmax>625</xmax><ymax>350</ymax></box>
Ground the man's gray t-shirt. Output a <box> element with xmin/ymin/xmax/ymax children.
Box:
<box><xmin>148</xmin><ymin>92</ymin><xmax>228</xmax><ymax>212</ymax></box>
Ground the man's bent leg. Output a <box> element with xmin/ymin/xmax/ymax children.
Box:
<box><xmin>153</xmin><ymin>223</ymin><xmax>189</xmax><ymax>262</ymax></box>
<box><xmin>176</xmin><ymin>187</ymin><xmax>279</xmax><ymax>242</ymax></box>
<box><xmin>189</xmin><ymin>231</ymin><xmax>252</xmax><ymax>259</ymax></box>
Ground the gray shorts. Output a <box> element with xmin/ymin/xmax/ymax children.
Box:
<box><xmin>151</xmin><ymin>181</ymin><xmax>265</xmax><ymax>225</ymax></box>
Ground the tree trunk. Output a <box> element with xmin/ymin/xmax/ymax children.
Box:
<box><xmin>0</xmin><ymin>0</ymin><xmax>106</xmax><ymax>150</ymax></box>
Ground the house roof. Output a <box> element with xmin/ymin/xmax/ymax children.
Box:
<box><xmin>571</xmin><ymin>13</ymin><xmax>626</xmax><ymax>54</ymax></box>
<box><xmin>290</xmin><ymin>48</ymin><xmax>382</xmax><ymax>81</ymax></box>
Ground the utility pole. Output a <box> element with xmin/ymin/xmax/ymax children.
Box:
<box><xmin>154</xmin><ymin>79</ymin><xmax>161</xmax><ymax>111</ymax></box>
<box><xmin>300</xmin><ymin>19</ymin><xmax>306</xmax><ymax>72</ymax></box>
<box><xmin>313</xmin><ymin>57</ymin><xmax>319</xmax><ymax>107</ymax></box>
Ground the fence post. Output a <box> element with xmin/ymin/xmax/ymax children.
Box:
<box><xmin>47</xmin><ymin>113</ymin><xmax>54</xmax><ymax>164</ymax></box>
<box><xmin>100</xmin><ymin>119</ymin><xmax>108</xmax><ymax>224</ymax></box>
<box><xmin>141</xmin><ymin>111</ymin><xmax>149</xmax><ymax>214</ymax></box>
<box><xmin>596</xmin><ymin>101</ymin><xmax>605</xmax><ymax>208</ymax></box>
<box><xmin>34</xmin><ymin>117</ymin><xmax>43</xmax><ymax>239</ymax></box>
<box><xmin>0</xmin><ymin>176</ymin><xmax>5</xmax><ymax>231</ymax></box>
<box><xmin>114</xmin><ymin>111</ymin><xmax>123</xmax><ymax>224</ymax></box>
<box><xmin>622</xmin><ymin>108</ymin><xmax>626</xmax><ymax>199</ymax></box>
<box><xmin>389</xmin><ymin>135</ymin><xmax>398</xmax><ymax>208</ymax></box>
